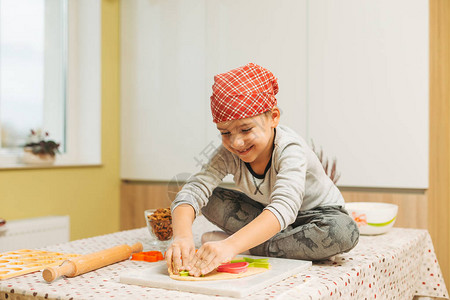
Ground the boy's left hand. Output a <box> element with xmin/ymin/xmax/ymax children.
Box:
<box><xmin>187</xmin><ymin>240</ymin><xmax>237</xmax><ymax>277</ymax></box>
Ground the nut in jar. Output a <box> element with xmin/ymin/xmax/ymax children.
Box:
<box><xmin>146</xmin><ymin>208</ymin><xmax>173</xmax><ymax>241</ymax></box>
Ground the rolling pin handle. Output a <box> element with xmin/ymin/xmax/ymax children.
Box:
<box><xmin>43</xmin><ymin>261</ymin><xmax>76</xmax><ymax>283</ymax></box>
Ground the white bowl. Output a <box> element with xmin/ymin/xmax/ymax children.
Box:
<box><xmin>345</xmin><ymin>202</ymin><xmax>398</xmax><ymax>235</ymax></box>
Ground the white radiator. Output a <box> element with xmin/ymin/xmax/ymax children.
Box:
<box><xmin>0</xmin><ymin>216</ymin><xmax>70</xmax><ymax>252</ymax></box>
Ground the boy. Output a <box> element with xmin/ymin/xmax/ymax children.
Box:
<box><xmin>165</xmin><ymin>63</ymin><xmax>359</xmax><ymax>277</ymax></box>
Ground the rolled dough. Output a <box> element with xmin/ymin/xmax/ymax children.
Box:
<box><xmin>169</xmin><ymin>266</ymin><xmax>269</xmax><ymax>281</ymax></box>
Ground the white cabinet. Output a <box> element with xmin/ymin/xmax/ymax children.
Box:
<box><xmin>121</xmin><ymin>0</ymin><xmax>208</xmax><ymax>181</ymax></box>
<box><xmin>121</xmin><ymin>0</ymin><xmax>428</xmax><ymax>189</ymax></box>
<box><xmin>307</xmin><ymin>0</ymin><xmax>428</xmax><ymax>188</ymax></box>
<box><xmin>204</xmin><ymin>0</ymin><xmax>308</xmax><ymax>141</ymax></box>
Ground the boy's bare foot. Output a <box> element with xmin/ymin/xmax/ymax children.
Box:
<box><xmin>201</xmin><ymin>231</ymin><xmax>251</xmax><ymax>255</ymax></box>
<box><xmin>201</xmin><ymin>231</ymin><xmax>230</xmax><ymax>244</ymax></box>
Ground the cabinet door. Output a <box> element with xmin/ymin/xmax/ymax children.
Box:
<box><xmin>121</xmin><ymin>0</ymin><xmax>207</xmax><ymax>181</ymax></box>
<box><xmin>205</xmin><ymin>0</ymin><xmax>308</xmax><ymax>142</ymax></box>
<box><xmin>307</xmin><ymin>0</ymin><xmax>429</xmax><ymax>188</ymax></box>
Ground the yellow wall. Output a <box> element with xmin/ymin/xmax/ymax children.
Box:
<box><xmin>0</xmin><ymin>0</ymin><xmax>120</xmax><ymax>241</ymax></box>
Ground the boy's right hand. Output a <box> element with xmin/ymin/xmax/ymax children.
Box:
<box><xmin>165</xmin><ymin>236</ymin><xmax>195</xmax><ymax>274</ymax></box>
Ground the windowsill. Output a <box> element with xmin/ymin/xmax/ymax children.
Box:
<box><xmin>0</xmin><ymin>161</ymin><xmax>102</xmax><ymax>170</ymax></box>
<box><xmin>0</xmin><ymin>152</ymin><xmax>102</xmax><ymax>170</ymax></box>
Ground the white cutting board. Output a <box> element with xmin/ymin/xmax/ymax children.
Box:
<box><xmin>120</xmin><ymin>255</ymin><xmax>311</xmax><ymax>298</ymax></box>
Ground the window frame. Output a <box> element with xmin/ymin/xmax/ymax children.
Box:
<box><xmin>0</xmin><ymin>0</ymin><xmax>101</xmax><ymax>169</ymax></box>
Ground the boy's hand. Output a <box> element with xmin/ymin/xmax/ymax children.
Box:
<box><xmin>188</xmin><ymin>240</ymin><xmax>237</xmax><ymax>277</ymax></box>
<box><xmin>165</xmin><ymin>236</ymin><xmax>195</xmax><ymax>274</ymax></box>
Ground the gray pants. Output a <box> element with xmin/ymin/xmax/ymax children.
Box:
<box><xmin>201</xmin><ymin>187</ymin><xmax>359</xmax><ymax>261</ymax></box>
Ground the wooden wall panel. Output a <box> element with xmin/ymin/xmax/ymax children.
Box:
<box><xmin>340</xmin><ymin>189</ymin><xmax>427</xmax><ymax>229</ymax></box>
<box><xmin>120</xmin><ymin>181</ymin><xmax>181</xmax><ymax>230</ymax></box>
<box><xmin>429</xmin><ymin>0</ymin><xmax>450</xmax><ymax>287</ymax></box>
<box><xmin>121</xmin><ymin>182</ymin><xmax>428</xmax><ymax>231</ymax></box>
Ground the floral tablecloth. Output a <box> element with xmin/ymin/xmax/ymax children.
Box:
<box><xmin>0</xmin><ymin>216</ymin><xmax>448</xmax><ymax>300</ymax></box>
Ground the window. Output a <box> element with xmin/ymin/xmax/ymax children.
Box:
<box><xmin>0</xmin><ymin>0</ymin><xmax>101</xmax><ymax>167</ymax></box>
<box><xmin>0</xmin><ymin>0</ymin><xmax>67</xmax><ymax>151</ymax></box>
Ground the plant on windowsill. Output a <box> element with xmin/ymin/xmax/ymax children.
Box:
<box><xmin>22</xmin><ymin>129</ymin><xmax>60</xmax><ymax>166</ymax></box>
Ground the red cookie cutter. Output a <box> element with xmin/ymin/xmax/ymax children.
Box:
<box><xmin>131</xmin><ymin>251</ymin><xmax>164</xmax><ymax>262</ymax></box>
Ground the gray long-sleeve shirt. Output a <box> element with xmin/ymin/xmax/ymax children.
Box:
<box><xmin>171</xmin><ymin>125</ymin><xmax>345</xmax><ymax>230</ymax></box>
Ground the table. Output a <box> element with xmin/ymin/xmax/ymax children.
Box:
<box><xmin>0</xmin><ymin>216</ymin><xmax>448</xmax><ymax>300</ymax></box>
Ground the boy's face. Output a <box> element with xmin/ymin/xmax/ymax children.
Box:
<box><xmin>217</xmin><ymin>108</ymin><xmax>280</xmax><ymax>167</ymax></box>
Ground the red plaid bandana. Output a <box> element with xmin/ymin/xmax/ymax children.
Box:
<box><xmin>210</xmin><ymin>63</ymin><xmax>278</xmax><ymax>123</ymax></box>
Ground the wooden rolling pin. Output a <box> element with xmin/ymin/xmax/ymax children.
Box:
<box><xmin>42</xmin><ymin>242</ymin><xmax>143</xmax><ymax>282</ymax></box>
